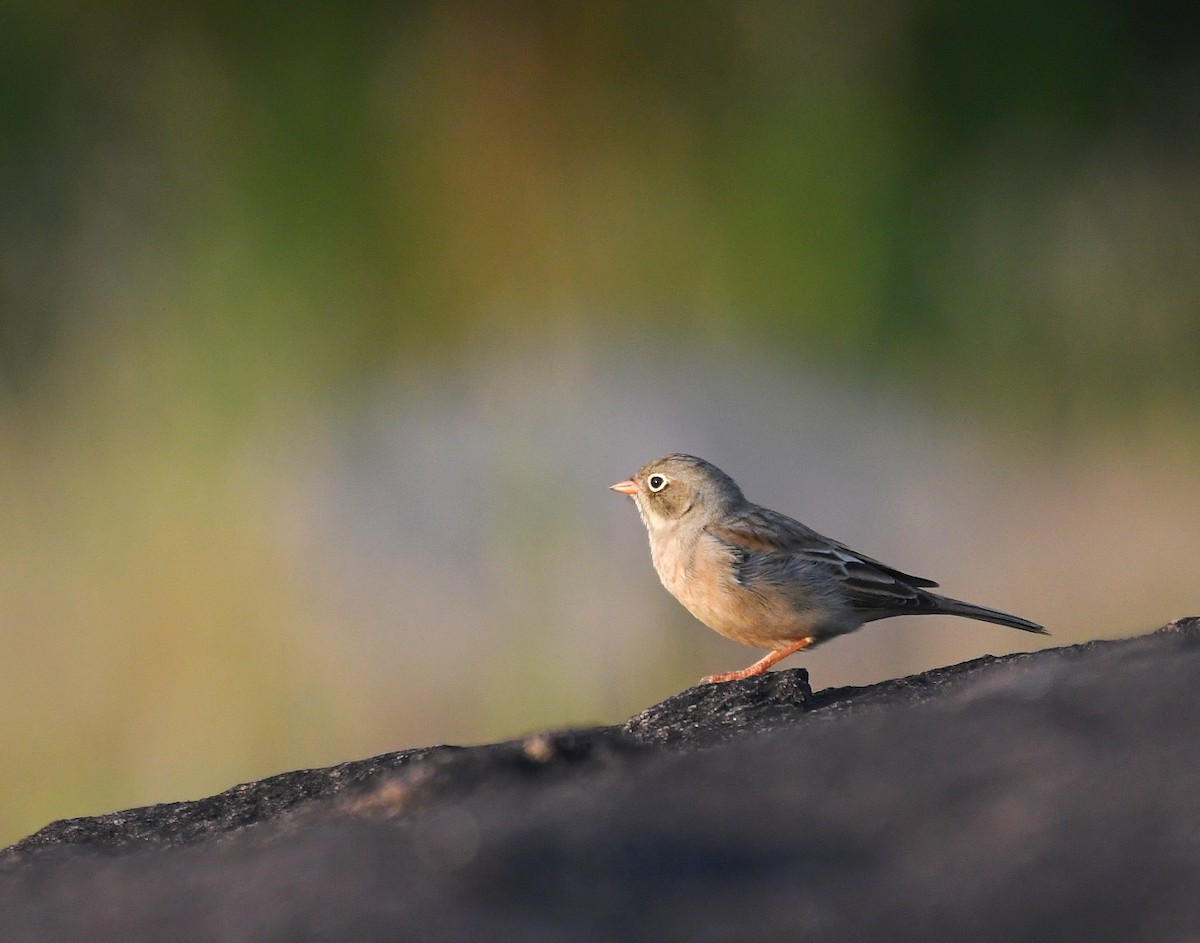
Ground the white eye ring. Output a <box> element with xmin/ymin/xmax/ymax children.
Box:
<box><xmin>647</xmin><ymin>474</ymin><xmax>668</xmax><ymax>493</ymax></box>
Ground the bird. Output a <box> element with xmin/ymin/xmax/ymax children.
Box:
<box><xmin>611</xmin><ymin>453</ymin><xmax>1046</xmax><ymax>684</ymax></box>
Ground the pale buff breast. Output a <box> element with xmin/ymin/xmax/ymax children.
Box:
<box><xmin>649</xmin><ymin>527</ymin><xmax>821</xmax><ymax>650</ymax></box>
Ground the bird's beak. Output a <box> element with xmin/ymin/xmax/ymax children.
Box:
<box><xmin>610</xmin><ymin>478</ymin><xmax>638</xmax><ymax>495</ymax></box>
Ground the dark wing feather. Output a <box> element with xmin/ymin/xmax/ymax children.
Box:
<box><xmin>709</xmin><ymin>506</ymin><xmax>938</xmax><ymax>586</ymax></box>
<box><xmin>706</xmin><ymin>505</ymin><xmax>938</xmax><ymax>614</ymax></box>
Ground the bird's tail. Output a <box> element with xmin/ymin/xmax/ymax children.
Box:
<box><xmin>924</xmin><ymin>594</ymin><xmax>1047</xmax><ymax>635</ymax></box>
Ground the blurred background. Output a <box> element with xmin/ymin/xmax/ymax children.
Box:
<box><xmin>1</xmin><ymin>0</ymin><xmax>1198</xmax><ymax>847</ymax></box>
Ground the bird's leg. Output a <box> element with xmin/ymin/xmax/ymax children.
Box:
<box><xmin>702</xmin><ymin>637</ymin><xmax>813</xmax><ymax>684</ymax></box>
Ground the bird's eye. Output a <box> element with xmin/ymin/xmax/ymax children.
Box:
<box><xmin>647</xmin><ymin>474</ymin><xmax>668</xmax><ymax>493</ymax></box>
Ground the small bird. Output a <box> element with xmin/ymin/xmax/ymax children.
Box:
<box><xmin>611</xmin><ymin>453</ymin><xmax>1046</xmax><ymax>684</ymax></box>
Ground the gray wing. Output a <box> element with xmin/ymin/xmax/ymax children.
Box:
<box><xmin>706</xmin><ymin>505</ymin><xmax>937</xmax><ymax>615</ymax></box>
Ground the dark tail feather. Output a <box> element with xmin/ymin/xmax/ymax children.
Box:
<box><xmin>926</xmin><ymin>594</ymin><xmax>1047</xmax><ymax>635</ymax></box>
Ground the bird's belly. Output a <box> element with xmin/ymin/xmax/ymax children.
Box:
<box><xmin>651</xmin><ymin>535</ymin><xmax>822</xmax><ymax>649</ymax></box>
<box><xmin>688</xmin><ymin>586</ymin><xmax>822</xmax><ymax>648</ymax></box>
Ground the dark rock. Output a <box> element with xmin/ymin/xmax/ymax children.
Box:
<box><xmin>3</xmin><ymin>618</ymin><xmax>1199</xmax><ymax>942</ymax></box>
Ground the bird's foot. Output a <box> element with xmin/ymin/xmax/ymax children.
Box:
<box><xmin>701</xmin><ymin>665</ymin><xmax>765</xmax><ymax>685</ymax></box>
<box><xmin>700</xmin><ymin>637</ymin><xmax>814</xmax><ymax>686</ymax></box>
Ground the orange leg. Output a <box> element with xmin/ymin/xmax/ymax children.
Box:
<box><xmin>702</xmin><ymin>637</ymin><xmax>813</xmax><ymax>685</ymax></box>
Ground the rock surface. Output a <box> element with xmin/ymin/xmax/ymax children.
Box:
<box><xmin>3</xmin><ymin>618</ymin><xmax>1199</xmax><ymax>942</ymax></box>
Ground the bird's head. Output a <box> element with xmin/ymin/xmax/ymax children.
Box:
<box><xmin>610</xmin><ymin>453</ymin><xmax>745</xmax><ymax>531</ymax></box>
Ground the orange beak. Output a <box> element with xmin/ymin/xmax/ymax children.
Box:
<box><xmin>610</xmin><ymin>478</ymin><xmax>638</xmax><ymax>495</ymax></box>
